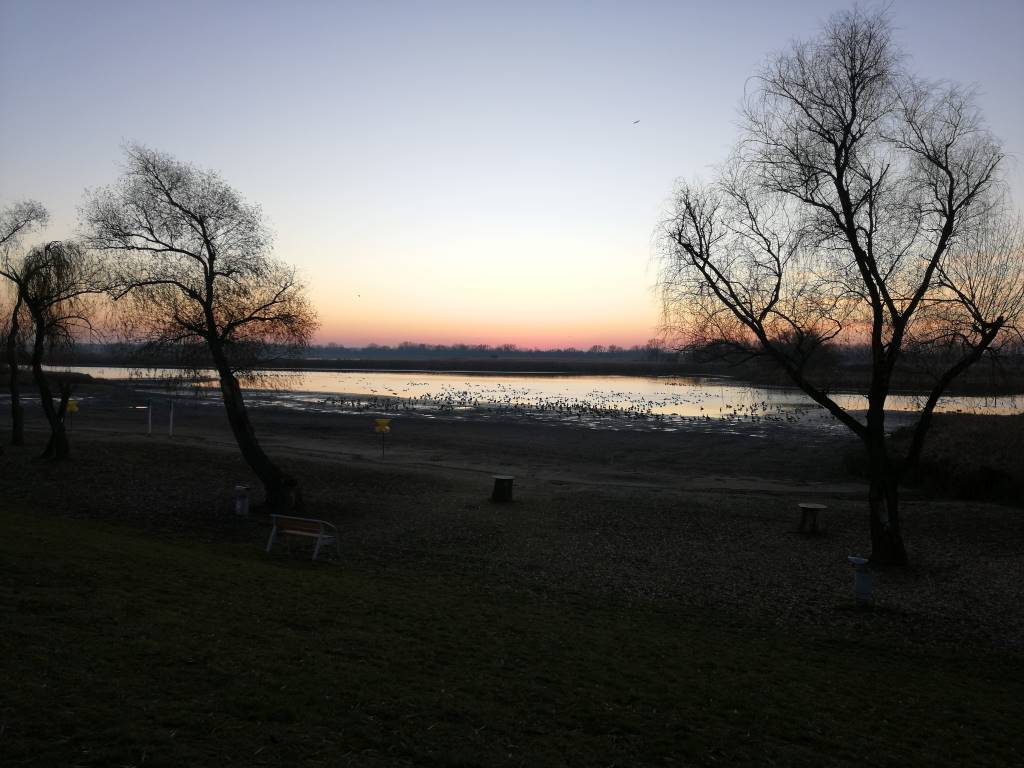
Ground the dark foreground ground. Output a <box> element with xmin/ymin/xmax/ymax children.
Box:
<box><xmin>1</xmin><ymin>379</ymin><xmax>1022</xmax><ymax>766</ymax></box>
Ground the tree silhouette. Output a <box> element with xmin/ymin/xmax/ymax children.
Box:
<box><xmin>84</xmin><ymin>144</ymin><xmax>318</xmax><ymax>509</ymax></box>
<box><xmin>1</xmin><ymin>200</ymin><xmax>49</xmax><ymax>447</ymax></box>
<box><xmin>16</xmin><ymin>241</ymin><xmax>108</xmax><ymax>459</ymax></box>
<box><xmin>657</xmin><ymin>8</ymin><xmax>1024</xmax><ymax>565</ymax></box>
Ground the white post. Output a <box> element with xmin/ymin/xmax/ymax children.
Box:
<box><xmin>168</xmin><ymin>399</ymin><xmax>175</xmax><ymax>438</ymax></box>
<box><xmin>147</xmin><ymin>400</ymin><xmax>152</xmax><ymax>436</ymax></box>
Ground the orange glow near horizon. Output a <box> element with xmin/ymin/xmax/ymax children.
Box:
<box><xmin>312</xmin><ymin>300</ymin><xmax>660</xmax><ymax>349</ymax></box>
<box><xmin>299</xmin><ymin>234</ymin><xmax>664</xmax><ymax>350</ymax></box>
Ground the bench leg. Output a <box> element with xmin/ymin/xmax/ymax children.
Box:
<box><xmin>266</xmin><ymin>527</ymin><xmax>278</xmax><ymax>553</ymax></box>
<box><xmin>312</xmin><ymin>537</ymin><xmax>322</xmax><ymax>561</ymax></box>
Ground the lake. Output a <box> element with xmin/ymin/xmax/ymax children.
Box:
<box><xmin>55</xmin><ymin>366</ymin><xmax>1023</xmax><ymax>432</ymax></box>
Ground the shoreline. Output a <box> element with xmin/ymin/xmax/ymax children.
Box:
<box><xmin>46</xmin><ymin>358</ymin><xmax>1024</xmax><ymax>398</ymax></box>
<box><xmin>30</xmin><ymin>368</ymin><xmax>1024</xmax><ymax>433</ymax></box>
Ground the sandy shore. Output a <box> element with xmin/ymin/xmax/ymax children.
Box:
<box><xmin>3</xmin><ymin>377</ymin><xmax>1023</xmax><ymax>650</ymax></box>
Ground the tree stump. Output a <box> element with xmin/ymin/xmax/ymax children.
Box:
<box><xmin>491</xmin><ymin>475</ymin><xmax>515</xmax><ymax>503</ymax></box>
<box><xmin>798</xmin><ymin>503</ymin><xmax>827</xmax><ymax>534</ymax></box>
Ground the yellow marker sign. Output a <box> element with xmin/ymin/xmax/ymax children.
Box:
<box><xmin>66</xmin><ymin>399</ymin><xmax>79</xmax><ymax>414</ymax></box>
<box><xmin>374</xmin><ymin>418</ymin><xmax>392</xmax><ymax>458</ymax></box>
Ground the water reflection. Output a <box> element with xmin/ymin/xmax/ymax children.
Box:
<box><xmin>54</xmin><ymin>366</ymin><xmax>1022</xmax><ymax>431</ymax></box>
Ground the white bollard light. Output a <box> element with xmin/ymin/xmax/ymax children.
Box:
<box><xmin>234</xmin><ymin>485</ymin><xmax>250</xmax><ymax>517</ymax></box>
<box><xmin>847</xmin><ymin>556</ymin><xmax>874</xmax><ymax>602</ymax></box>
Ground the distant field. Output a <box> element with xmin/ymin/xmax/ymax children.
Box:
<box><xmin>53</xmin><ymin>354</ymin><xmax>698</xmax><ymax>377</ymax></box>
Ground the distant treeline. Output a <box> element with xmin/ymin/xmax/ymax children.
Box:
<box><xmin>46</xmin><ymin>341</ymin><xmax>693</xmax><ymax>377</ymax></box>
<box><xmin>49</xmin><ymin>341</ymin><xmax>675</xmax><ymax>365</ymax></box>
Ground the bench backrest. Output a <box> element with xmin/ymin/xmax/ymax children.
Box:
<box><xmin>271</xmin><ymin>515</ymin><xmax>327</xmax><ymax>534</ymax></box>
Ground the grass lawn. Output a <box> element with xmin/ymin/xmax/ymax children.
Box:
<box><xmin>1</xmin><ymin>508</ymin><xmax>1021</xmax><ymax>767</ymax></box>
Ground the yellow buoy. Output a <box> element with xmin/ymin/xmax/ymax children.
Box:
<box><xmin>66</xmin><ymin>399</ymin><xmax>79</xmax><ymax>414</ymax></box>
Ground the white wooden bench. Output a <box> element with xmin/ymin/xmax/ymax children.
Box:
<box><xmin>266</xmin><ymin>515</ymin><xmax>340</xmax><ymax>561</ymax></box>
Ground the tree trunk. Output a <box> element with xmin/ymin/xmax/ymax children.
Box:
<box><xmin>866</xmin><ymin>451</ymin><xmax>908</xmax><ymax>566</ymax></box>
<box><xmin>862</xmin><ymin>389</ymin><xmax>908</xmax><ymax>567</ymax></box>
<box><xmin>42</xmin><ymin>382</ymin><xmax>71</xmax><ymax>460</ymax></box>
<box><xmin>29</xmin><ymin>316</ymin><xmax>69</xmax><ymax>460</ymax></box>
<box><xmin>209</xmin><ymin>340</ymin><xmax>298</xmax><ymax>511</ymax></box>
<box><xmin>6</xmin><ymin>298</ymin><xmax>24</xmax><ymax>446</ymax></box>
<box><xmin>33</xmin><ymin>368</ymin><xmax>69</xmax><ymax>460</ymax></box>
<box><xmin>33</xmin><ymin>363</ymin><xmax>69</xmax><ymax>460</ymax></box>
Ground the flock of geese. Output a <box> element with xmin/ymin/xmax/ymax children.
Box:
<box><xmin>309</xmin><ymin>380</ymin><xmax>821</xmax><ymax>429</ymax></box>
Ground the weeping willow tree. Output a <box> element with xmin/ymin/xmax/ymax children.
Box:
<box><xmin>84</xmin><ymin>144</ymin><xmax>318</xmax><ymax>510</ymax></box>
<box><xmin>657</xmin><ymin>7</ymin><xmax>1024</xmax><ymax>565</ymax></box>
<box><xmin>2</xmin><ymin>240</ymin><xmax>108</xmax><ymax>459</ymax></box>
<box><xmin>0</xmin><ymin>200</ymin><xmax>49</xmax><ymax>446</ymax></box>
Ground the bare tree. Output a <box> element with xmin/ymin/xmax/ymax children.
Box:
<box><xmin>1</xmin><ymin>200</ymin><xmax>49</xmax><ymax>446</ymax></box>
<box><xmin>83</xmin><ymin>144</ymin><xmax>318</xmax><ymax>509</ymax></box>
<box><xmin>657</xmin><ymin>7</ymin><xmax>1023</xmax><ymax>565</ymax></box>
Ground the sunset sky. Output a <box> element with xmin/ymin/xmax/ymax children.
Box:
<box><xmin>2</xmin><ymin>0</ymin><xmax>1022</xmax><ymax>348</ymax></box>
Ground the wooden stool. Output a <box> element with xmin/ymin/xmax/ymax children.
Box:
<box><xmin>798</xmin><ymin>503</ymin><xmax>827</xmax><ymax>533</ymax></box>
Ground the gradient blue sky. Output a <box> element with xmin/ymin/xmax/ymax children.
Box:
<box><xmin>2</xmin><ymin>0</ymin><xmax>1022</xmax><ymax>347</ymax></box>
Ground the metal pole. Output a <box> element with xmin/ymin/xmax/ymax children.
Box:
<box><xmin>147</xmin><ymin>400</ymin><xmax>152</xmax><ymax>436</ymax></box>
<box><xmin>168</xmin><ymin>399</ymin><xmax>174</xmax><ymax>438</ymax></box>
